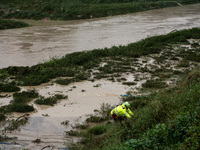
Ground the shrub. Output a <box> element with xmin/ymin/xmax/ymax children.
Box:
<box><xmin>11</xmin><ymin>90</ymin><xmax>39</xmax><ymax>104</ymax></box>
<box><xmin>177</xmin><ymin>59</ymin><xmax>190</xmax><ymax>67</ymax></box>
<box><xmin>86</xmin><ymin>115</ymin><xmax>107</xmax><ymax>123</ymax></box>
<box><xmin>122</xmin><ymin>82</ymin><xmax>136</xmax><ymax>86</ymax></box>
<box><xmin>56</xmin><ymin>78</ymin><xmax>73</xmax><ymax>85</ymax></box>
<box><xmin>35</xmin><ymin>94</ymin><xmax>67</xmax><ymax>106</ymax></box>
<box><xmin>0</xmin><ymin>83</ymin><xmax>20</xmax><ymax>92</ymax></box>
<box><xmin>7</xmin><ymin>104</ymin><xmax>34</xmax><ymax>113</ymax></box>
<box><xmin>13</xmin><ymin>90</ymin><xmax>38</xmax><ymax>99</ymax></box>
<box><xmin>0</xmin><ymin>113</ymin><xmax>6</xmax><ymax>122</ymax></box>
<box><xmin>87</xmin><ymin>124</ymin><xmax>107</xmax><ymax>135</ymax></box>
<box><xmin>0</xmin><ymin>19</ymin><xmax>29</xmax><ymax>30</ymax></box>
<box><xmin>142</xmin><ymin>79</ymin><xmax>167</xmax><ymax>88</ymax></box>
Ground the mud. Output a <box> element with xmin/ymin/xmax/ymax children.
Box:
<box><xmin>0</xmin><ymin>4</ymin><xmax>200</xmax><ymax>68</ymax></box>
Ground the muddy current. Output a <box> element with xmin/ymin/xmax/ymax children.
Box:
<box><xmin>0</xmin><ymin>4</ymin><xmax>200</xmax><ymax>69</ymax></box>
<box><xmin>0</xmin><ymin>4</ymin><xmax>200</xmax><ymax>150</ymax></box>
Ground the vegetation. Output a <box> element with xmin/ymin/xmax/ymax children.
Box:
<box><xmin>34</xmin><ymin>94</ymin><xmax>68</xmax><ymax>106</ymax></box>
<box><xmin>0</xmin><ymin>82</ymin><xmax>20</xmax><ymax>92</ymax></box>
<box><xmin>4</xmin><ymin>114</ymin><xmax>29</xmax><ymax>131</ymax></box>
<box><xmin>0</xmin><ymin>90</ymin><xmax>38</xmax><ymax>122</ymax></box>
<box><xmin>0</xmin><ymin>18</ymin><xmax>29</xmax><ymax>30</ymax></box>
<box><xmin>68</xmin><ymin>69</ymin><xmax>200</xmax><ymax>150</ymax></box>
<box><xmin>142</xmin><ymin>79</ymin><xmax>167</xmax><ymax>88</ymax></box>
<box><xmin>0</xmin><ymin>0</ymin><xmax>200</xmax><ymax>21</ymax></box>
<box><xmin>11</xmin><ymin>90</ymin><xmax>39</xmax><ymax>104</ymax></box>
<box><xmin>0</xmin><ymin>28</ymin><xmax>199</xmax><ymax>88</ymax></box>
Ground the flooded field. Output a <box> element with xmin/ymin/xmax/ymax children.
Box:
<box><xmin>0</xmin><ymin>80</ymin><xmax>130</xmax><ymax>149</ymax></box>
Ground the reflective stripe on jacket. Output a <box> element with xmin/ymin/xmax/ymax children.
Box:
<box><xmin>111</xmin><ymin>104</ymin><xmax>133</xmax><ymax>118</ymax></box>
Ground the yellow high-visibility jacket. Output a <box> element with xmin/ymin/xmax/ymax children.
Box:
<box><xmin>111</xmin><ymin>104</ymin><xmax>133</xmax><ymax>118</ymax></box>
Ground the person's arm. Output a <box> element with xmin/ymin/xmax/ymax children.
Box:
<box><xmin>127</xmin><ymin>108</ymin><xmax>133</xmax><ymax>116</ymax></box>
<box><xmin>124</xmin><ymin>110</ymin><xmax>131</xmax><ymax>118</ymax></box>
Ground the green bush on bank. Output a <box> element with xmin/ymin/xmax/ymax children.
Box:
<box><xmin>0</xmin><ymin>19</ymin><xmax>29</xmax><ymax>30</ymax></box>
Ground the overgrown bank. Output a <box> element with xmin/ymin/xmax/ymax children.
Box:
<box><xmin>0</xmin><ymin>0</ymin><xmax>200</xmax><ymax>20</ymax></box>
<box><xmin>69</xmin><ymin>69</ymin><xmax>200</xmax><ymax>150</ymax></box>
<box><xmin>0</xmin><ymin>18</ymin><xmax>29</xmax><ymax>30</ymax></box>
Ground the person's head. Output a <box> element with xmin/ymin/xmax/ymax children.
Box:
<box><xmin>123</xmin><ymin>102</ymin><xmax>131</xmax><ymax>108</ymax></box>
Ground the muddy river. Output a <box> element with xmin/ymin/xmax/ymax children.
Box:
<box><xmin>0</xmin><ymin>3</ymin><xmax>200</xmax><ymax>150</ymax></box>
<box><xmin>0</xmin><ymin>4</ymin><xmax>200</xmax><ymax>69</ymax></box>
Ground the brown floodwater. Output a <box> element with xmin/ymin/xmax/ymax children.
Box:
<box><xmin>0</xmin><ymin>4</ymin><xmax>200</xmax><ymax>69</ymax></box>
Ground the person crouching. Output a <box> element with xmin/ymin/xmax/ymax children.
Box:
<box><xmin>110</xmin><ymin>102</ymin><xmax>133</xmax><ymax>122</ymax></box>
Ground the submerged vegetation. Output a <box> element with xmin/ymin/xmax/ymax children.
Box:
<box><xmin>35</xmin><ymin>94</ymin><xmax>68</xmax><ymax>106</ymax></box>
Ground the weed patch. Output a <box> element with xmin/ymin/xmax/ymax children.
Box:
<box><xmin>0</xmin><ymin>19</ymin><xmax>29</xmax><ymax>30</ymax></box>
<box><xmin>0</xmin><ymin>83</ymin><xmax>20</xmax><ymax>92</ymax></box>
<box><xmin>35</xmin><ymin>94</ymin><xmax>67</xmax><ymax>106</ymax></box>
<box><xmin>0</xmin><ymin>113</ymin><xmax>6</xmax><ymax>122</ymax></box>
<box><xmin>11</xmin><ymin>90</ymin><xmax>39</xmax><ymax>104</ymax></box>
<box><xmin>87</xmin><ymin>124</ymin><xmax>107</xmax><ymax>135</ymax></box>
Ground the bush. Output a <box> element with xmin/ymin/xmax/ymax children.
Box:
<box><xmin>0</xmin><ymin>113</ymin><xmax>6</xmax><ymax>122</ymax></box>
<box><xmin>7</xmin><ymin>104</ymin><xmax>34</xmax><ymax>113</ymax></box>
<box><xmin>11</xmin><ymin>90</ymin><xmax>39</xmax><ymax>104</ymax></box>
<box><xmin>0</xmin><ymin>19</ymin><xmax>29</xmax><ymax>30</ymax></box>
<box><xmin>122</xmin><ymin>82</ymin><xmax>136</xmax><ymax>86</ymax></box>
<box><xmin>88</xmin><ymin>124</ymin><xmax>107</xmax><ymax>135</ymax></box>
<box><xmin>177</xmin><ymin>59</ymin><xmax>190</xmax><ymax>67</ymax></box>
<box><xmin>35</xmin><ymin>94</ymin><xmax>67</xmax><ymax>106</ymax></box>
<box><xmin>142</xmin><ymin>79</ymin><xmax>167</xmax><ymax>88</ymax></box>
<box><xmin>86</xmin><ymin>115</ymin><xmax>107</xmax><ymax>123</ymax></box>
<box><xmin>0</xmin><ymin>83</ymin><xmax>20</xmax><ymax>92</ymax></box>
